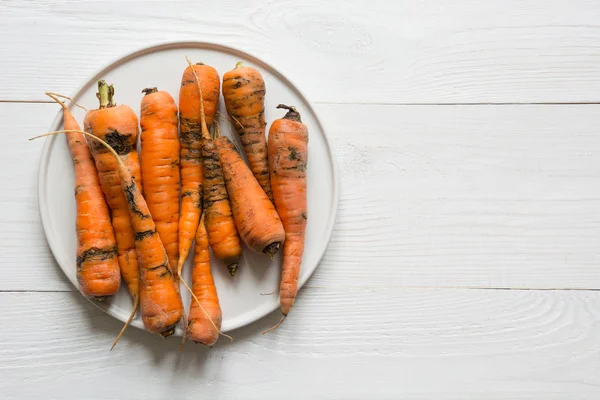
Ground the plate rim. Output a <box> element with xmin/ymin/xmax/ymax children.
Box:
<box><xmin>37</xmin><ymin>40</ymin><xmax>339</xmax><ymax>334</ymax></box>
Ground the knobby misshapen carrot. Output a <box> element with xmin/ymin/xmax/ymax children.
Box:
<box><xmin>223</xmin><ymin>62</ymin><xmax>273</xmax><ymax>201</ymax></box>
<box><xmin>140</xmin><ymin>88</ymin><xmax>180</xmax><ymax>273</ymax></box>
<box><xmin>187</xmin><ymin>212</ymin><xmax>222</xmax><ymax>346</ymax></box>
<box><xmin>215</xmin><ymin>135</ymin><xmax>285</xmax><ymax>256</ymax></box>
<box><xmin>222</xmin><ymin>61</ymin><xmax>273</xmax><ymax>201</ymax></box>
<box><xmin>84</xmin><ymin>81</ymin><xmax>141</xmax><ymax>347</ymax></box>
<box><xmin>32</xmin><ymin>129</ymin><xmax>184</xmax><ymax>340</ymax></box>
<box><xmin>178</xmin><ymin>59</ymin><xmax>220</xmax><ymax>277</ymax></box>
<box><xmin>46</xmin><ymin>93</ymin><xmax>120</xmax><ymax>300</ymax></box>
<box><xmin>202</xmin><ymin>120</ymin><xmax>242</xmax><ymax>276</ymax></box>
<box><xmin>263</xmin><ymin>105</ymin><xmax>308</xmax><ymax>333</ymax></box>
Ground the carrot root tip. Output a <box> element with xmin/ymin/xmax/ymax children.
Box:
<box><xmin>263</xmin><ymin>242</ymin><xmax>281</xmax><ymax>259</ymax></box>
<box><xmin>159</xmin><ymin>326</ymin><xmax>177</xmax><ymax>339</ymax></box>
<box><xmin>261</xmin><ymin>314</ymin><xmax>287</xmax><ymax>334</ymax></box>
<box><xmin>227</xmin><ymin>263</ymin><xmax>239</xmax><ymax>277</ymax></box>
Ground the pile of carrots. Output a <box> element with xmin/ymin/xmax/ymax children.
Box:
<box><xmin>36</xmin><ymin>58</ymin><xmax>309</xmax><ymax>349</ymax></box>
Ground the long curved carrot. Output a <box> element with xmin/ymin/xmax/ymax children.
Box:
<box><xmin>178</xmin><ymin>59</ymin><xmax>220</xmax><ymax>277</ymax></box>
<box><xmin>202</xmin><ymin>120</ymin><xmax>242</xmax><ymax>276</ymax></box>
<box><xmin>222</xmin><ymin>61</ymin><xmax>273</xmax><ymax>201</ymax></box>
<box><xmin>263</xmin><ymin>105</ymin><xmax>308</xmax><ymax>333</ymax></box>
<box><xmin>46</xmin><ymin>93</ymin><xmax>120</xmax><ymax>300</ymax></box>
<box><xmin>84</xmin><ymin>81</ymin><xmax>141</xmax><ymax>346</ymax></box>
<box><xmin>140</xmin><ymin>87</ymin><xmax>180</xmax><ymax>272</ymax></box>
<box><xmin>187</xmin><ymin>212</ymin><xmax>222</xmax><ymax>346</ymax></box>
<box><xmin>32</xmin><ymin>129</ymin><xmax>184</xmax><ymax>339</ymax></box>
<box><xmin>215</xmin><ymin>136</ymin><xmax>285</xmax><ymax>256</ymax></box>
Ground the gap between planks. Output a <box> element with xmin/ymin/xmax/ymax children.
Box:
<box><xmin>1</xmin><ymin>286</ymin><xmax>599</xmax><ymax>294</ymax></box>
<box><xmin>3</xmin><ymin>99</ymin><xmax>600</xmax><ymax>106</ymax></box>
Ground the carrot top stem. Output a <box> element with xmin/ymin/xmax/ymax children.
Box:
<box><xmin>141</xmin><ymin>87</ymin><xmax>158</xmax><ymax>96</ymax></box>
<box><xmin>234</xmin><ymin>61</ymin><xmax>244</xmax><ymax>69</ymax></box>
<box><xmin>97</xmin><ymin>80</ymin><xmax>115</xmax><ymax>109</ymax></box>
<box><xmin>276</xmin><ymin>104</ymin><xmax>302</xmax><ymax>123</ymax></box>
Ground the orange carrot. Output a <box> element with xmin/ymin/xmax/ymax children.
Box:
<box><xmin>215</xmin><ymin>136</ymin><xmax>285</xmax><ymax>256</ymax></box>
<box><xmin>222</xmin><ymin>62</ymin><xmax>273</xmax><ymax>201</ymax></box>
<box><xmin>84</xmin><ymin>81</ymin><xmax>141</xmax><ymax>344</ymax></box>
<box><xmin>202</xmin><ymin>120</ymin><xmax>242</xmax><ymax>276</ymax></box>
<box><xmin>140</xmin><ymin>88</ymin><xmax>180</xmax><ymax>273</ymax></box>
<box><xmin>264</xmin><ymin>105</ymin><xmax>308</xmax><ymax>332</ymax></box>
<box><xmin>187</xmin><ymin>213</ymin><xmax>222</xmax><ymax>345</ymax></box>
<box><xmin>178</xmin><ymin>60</ymin><xmax>220</xmax><ymax>276</ymax></box>
<box><xmin>33</xmin><ymin>129</ymin><xmax>184</xmax><ymax>339</ymax></box>
<box><xmin>46</xmin><ymin>93</ymin><xmax>120</xmax><ymax>300</ymax></box>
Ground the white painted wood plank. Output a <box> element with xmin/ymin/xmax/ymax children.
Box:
<box><xmin>0</xmin><ymin>103</ymin><xmax>70</xmax><ymax>291</ymax></box>
<box><xmin>2</xmin><ymin>0</ymin><xmax>600</xmax><ymax>103</ymax></box>
<box><xmin>0</xmin><ymin>290</ymin><xmax>598</xmax><ymax>399</ymax></box>
<box><xmin>1</xmin><ymin>102</ymin><xmax>599</xmax><ymax>291</ymax></box>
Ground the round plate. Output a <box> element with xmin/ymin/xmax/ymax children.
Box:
<box><xmin>38</xmin><ymin>42</ymin><xmax>338</xmax><ymax>335</ymax></box>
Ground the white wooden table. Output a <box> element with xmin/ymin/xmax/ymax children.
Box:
<box><xmin>1</xmin><ymin>1</ymin><xmax>599</xmax><ymax>399</ymax></box>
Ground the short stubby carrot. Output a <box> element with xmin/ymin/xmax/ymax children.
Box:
<box><xmin>84</xmin><ymin>80</ymin><xmax>141</xmax><ymax>309</ymax></box>
<box><xmin>215</xmin><ymin>136</ymin><xmax>285</xmax><ymax>256</ymax></box>
<box><xmin>187</xmin><ymin>213</ymin><xmax>222</xmax><ymax>346</ymax></box>
<box><xmin>140</xmin><ymin>88</ymin><xmax>180</xmax><ymax>273</ymax></box>
<box><xmin>178</xmin><ymin>61</ymin><xmax>220</xmax><ymax>276</ymax></box>
<box><xmin>222</xmin><ymin>61</ymin><xmax>273</xmax><ymax>201</ymax></box>
<box><xmin>47</xmin><ymin>93</ymin><xmax>120</xmax><ymax>299</ymax></box>
<box><xmin>202</xmin><ymin>121</ymin><xmax>242</xmax><ymax>276</ymax></box>
<box><xmin>266</xmin><ymin>105</ymin><xmax>308</xmax><ymax>330</ymax></box>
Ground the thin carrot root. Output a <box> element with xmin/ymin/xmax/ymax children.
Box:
<box><xmin>45</xmin><ymin>92</ymin><xmax>88</xmax><ymax>111</ymax></box>
<box><xmin>262</xmin><ymin>315</ymin><xmax>287</xmax><ymax>334</ymax></box>
<box><xmin>179</xmin><ymin>275</ymin><xmax>233</xmax><ymax>342</ymax></box>
<box><xmin>110</xmin><ymin>296</ymin><xmax>139</xmax><ymax>351</ymax></box>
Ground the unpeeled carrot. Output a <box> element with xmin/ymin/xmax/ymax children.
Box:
<box><xmin>264</xmin><ymin>105</ymin><xmax>308</xmax><ymax>333</ymax></box>
<box><xmin>140</xmin><ymin>87</ymin><xmax>180</xmax><ymax>272</ymax></box>
<box><xmin>215</xmin><ymin>136</ymin><xmax>285</xmax><ymax>256</ymax></box>
<box><xmin>222</xmin><ymin>61</ymin><xmax>273</xmax><ymax>201</ymax></box>
<box><xmin>46</xmin><ymin>93</ymin><xmax>120</xmax><ymax>299</ymax></box>
<box><xmin>187</xmin><ymin>213</ymin><xmax>222</xmax><ymax>346</ymax></box>
<box><xmin>178</xmin><ymin>61</ymin><xmax>220</xmax><ymax>276</ymax></box>
<box><xmin>202</xmin><ymin>120</ymin><xmax>242</xmax><ymax>276</ymax></box>
<box><xmin>84</xmin><ymin>81</ymin><xmax>141</xmax><ymax>345</ymax></box>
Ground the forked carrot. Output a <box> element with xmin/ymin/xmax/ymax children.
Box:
<box><xmin>263</xmin><ymin>105</ymin><xmax>308</xmax><ymax>333</ymax></box>
<box><xmin>140</xmin><ymin>87</ymin><xmax>180</xmax><ymax>272</ymax></box>
<box><xmin>84</xmin><ymin>81</ymin><xmax>141</xmax><ymax>347</ymax></box>
<box><xmin>214</xmin><ymin>136</ymin><xmax>285</xmax><ymax>256</ymax></box>
<box><xmin>32</xmin><ymin>129</ymin><xmax>184</xmax><ymax>339</ymax></box>
<box><xmin>222</xmin><ymin>61</ymin><xmax>273</xmax><ymax>201</ymax></box>
<box><xmin>177</xmin><ymin>58</ymin><xmax>220</xmax><ymax>278</ymax></box>
<box><xmin>46</xmin><ymin>93</ymin><xmax>120</xmax><ymax>300</ymax></box>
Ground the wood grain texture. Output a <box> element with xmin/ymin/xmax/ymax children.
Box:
<box><xmin>1</xmin><ymin>0</ymin><xmax>600</xmax><ymax>103</ymax></box>
<box><xmin>2</xmin><ymin>102</ymin><xmax>599</xmax><ymax>291</ymax></box>
<box><xmin>0</xmin><ymin>290</ymin><xmax>598</xmax><ymax>399</ymax></box>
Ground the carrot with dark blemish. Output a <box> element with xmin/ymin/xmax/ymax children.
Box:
<box><xmin>222</xmin><ymin>61</ymin><xmax>273</xmax><ymax>201</ymax></box>
<box><xmin>202</xmin><ymin>120</ymin><xmax>242</xmax><ymax>276</ymax></box>
<box><xmin>215</xmin><ymin>135</ymin><xmax>285</xmax><ymax>256</ymax></box>
<box><xmin>263</xmin><ymin>105</ymin><xmax>308</xmax><ymax>333</ymax></box>
<box><xmin>32</xmin><ymin>129</ymin><xmax>184</xmax><ymax>340</ymax></box>
<box><xmin>45</xmin><ymin>93</ymin><xmax>120</xmax><ymax>300</ymax></box>
<box><xmin>84</xmin><ymin>81</ymin><xmax>142</xmax><ymax>347</ymax></box>
<box><xmin>178</xmin><ymin>58</ymin><xmax>220</xmax><ymax>277</ymax></box>
<box><xmin>140</xmin><ymin>87</ymin><xmax>180</xmax><ymax>273</ymax></box>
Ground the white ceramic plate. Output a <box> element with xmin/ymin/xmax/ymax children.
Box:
<box><xmin>38</xmin><ymin>42</ymin><xmax>338</xmax><ymax>335</ymax></box>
